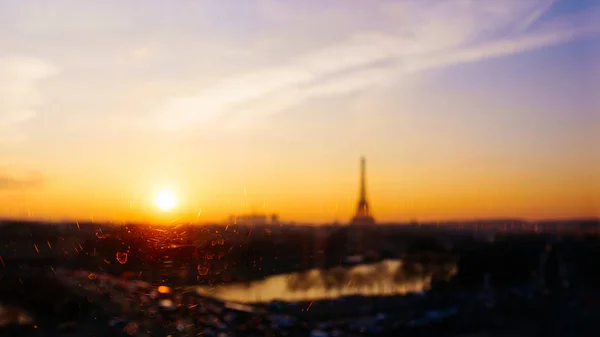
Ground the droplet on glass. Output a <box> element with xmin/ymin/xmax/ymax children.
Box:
<box><xmin>116</xmin><ymin>252</ymin><xmax>128</xmax><ymax>264</ymax></box>
<box><xmin>95</xmin><ymin>231</ymin><xmax>110</xmax><ymax>239</ymax></box>
<box><xmin>124</xmin><ymin>322</ymin><xmax>138</xmax><ymax>335</ymax></box>
<box><xmin>197</xmin><ymin>266</ymin><xmax>209</xmax><ymax>276</ymax></box>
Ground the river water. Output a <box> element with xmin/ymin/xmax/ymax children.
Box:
<box><xmin>196</xmin><ymin>259</ymin><xmax>457</xmax><ymax>303</ymax></box>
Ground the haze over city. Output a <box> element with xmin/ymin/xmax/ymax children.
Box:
<box><xmin>1</xmin><ymin>0</ymin><xmax>599</xmax><ymax>224</ymax></box>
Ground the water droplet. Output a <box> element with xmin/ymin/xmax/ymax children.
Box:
<box><xmin>197</xmin><ymin>266</ymin><xmax>209</xmax><ymax>276</ymax></box>
<box><xmin>95</xmin><ymin>231</ymin><xmax>109</xmax><ymax>239</ymax></box>
<box><xmin>116</xmin><ymin>252</ymin><xmax>128</xmax><ymax>264</ymax></box>
<box><xmin>124</xmin><ymin>322</ymin><xmax>138</xmax><ymax>335</ymax></box>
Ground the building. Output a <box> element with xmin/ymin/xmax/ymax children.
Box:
<box><xmin>227</xmin><ymin>214</ymin><xmax>279</xmax><ymax>226</ymax></box>
<box><xmin>351</xmin><ymin>157</ymin><xmax>375</xmax><ymax>226</ymax></box>
<box><xmin>346</xmin><ymin>157</ymin><xmax>377</xmax><ymax>260</ymax></box>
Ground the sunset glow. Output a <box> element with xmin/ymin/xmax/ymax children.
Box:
<box><xmin>0</xmin><ymin>1</ymin><xmax>598</xmax><ymax>223</ymax></box>
<box><xmin>153</xmin><ymin>190</ymin><xmax>178</xmax><ymax>212</ymax></box>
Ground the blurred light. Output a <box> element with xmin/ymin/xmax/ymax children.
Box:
<box><xmin>158</xmin><ymin>285</ymin><xmax>171</xmax><ymax>294</ymax></box>
<box><xmin>159</xmin><ymin>299</ymin><xmax>174</xmax><ymax>309</ymax></box>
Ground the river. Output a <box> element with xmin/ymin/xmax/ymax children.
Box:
<box><xmin>196</xmin><ymin>259</ymin><xmax>457</xmax><ymax>303</ymax></box>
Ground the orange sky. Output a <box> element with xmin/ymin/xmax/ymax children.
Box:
<box><xmin>1</xmin><ymin>153</ymin><xmax>597</xmax><ymax>224</ymax></box>
<box><xmin>0</xmin><ymin>0</ymin><xmax>599</xmax><ymax>224</ymax></box>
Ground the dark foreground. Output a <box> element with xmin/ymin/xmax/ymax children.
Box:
<box><xmin>2</xmin><ymin>220</ymin><xmax>600</xmax><ymax>336</ymax></box>
<box><xmin>2</xmin><ymin>265</ymin><xmax>600</xmax><ymax>337</ymax></box>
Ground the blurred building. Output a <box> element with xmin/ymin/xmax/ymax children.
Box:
<box><xmin>351</xmin><ymin>157</ymin><xmax>375</xmax><ymax>226</ymax></box>
<box><xmin>347</xmin><ymin>157</ymin><xmax>377</xmax><ymax>260</ymax></box>
<box><xmin>227</xmin><ymin>213</ymin><xmax>279</xmax><ymax>226</ymax></box>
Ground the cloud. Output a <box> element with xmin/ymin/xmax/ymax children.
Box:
<box><xmin>401</xmin><ymin>18</ymin><xmax>600</xmax><ymax>74</ymax></box>
<box><xmin>140</xmin><ymin>1</ymin><xmax>599</xmax><ymax>132</ymax></box>
<box><xmin>514</xmin><ymin>0</ymin><xmax>558</xmax><ymax>33</ymax></box>
<box><xmin>0</xmin><ymin>56</ymin><xmax>58</xmax><ymax>143</ymax></box>
<box><xmin>0</xmin><ymin>171</ymin><xmax>44</xmax><ymax>190</ymax></box>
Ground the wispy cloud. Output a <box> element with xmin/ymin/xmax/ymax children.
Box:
<box><xmin>515</xmin><ymin>0</ymin><xmax>558</xmax><ymax>33</ymax></box>
<box><xmin>150</xmin><ymin>0</ymin><xmax>599</xmax><ymax>132</ymax></box>
<box><xmin>0</xmin><ymin>56</ymin><xmax>58</xmax><ymax>143</ymax></box>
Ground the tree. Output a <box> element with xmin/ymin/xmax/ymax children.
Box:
<box><xmin>393</xmin><ymin>264</ymin><xmax>405</xmax><ymax>293</ymax></box>
<box><xmin>320</xmin><ymin>269</ymin><xmax>336</xmax><ymax>298</ymax></box>
<box><xmin>329</xmin><ymin>267</ymin><xmax>349</xmax><ymax>296</ymax></box>
<box><xmin>287</xmin><ymin>271</ymin><xmax>317</xmax><ymax>299</ymax></box>
<box><xmin>349</xmin><ymin>271</ymin><xmax>372</xmax><ymax>295</ymax></box>
<box><xmin>371</xmin><ymin>262</ymin><xmax>389</xmax><ymax>294</ymax></box>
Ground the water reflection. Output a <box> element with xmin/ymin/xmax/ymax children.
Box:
<box><xmin>197</xmin><ymin>259</ymin><xmax>457</xmax><ymax>303</ymax></box>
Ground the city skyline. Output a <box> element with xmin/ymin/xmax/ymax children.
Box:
<box><xmin>1</xmin><ymin>0</ymin><xmax>599</xmax><ymax>223</ymax></box>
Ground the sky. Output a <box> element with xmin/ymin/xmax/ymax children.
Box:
<box><xmin>0</xmin><ymin>0</ymin><xmax>599</xmax><ymax>224</ymax></box>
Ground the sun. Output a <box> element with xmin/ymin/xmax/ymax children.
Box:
<box><xmin>153</xmin><ymin>190</ymin><xmax>178</xmax><ymax>212</ymax></box>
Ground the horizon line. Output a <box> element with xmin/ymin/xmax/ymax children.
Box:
<box><xmin>1</xmin><ymin>216</ymin><xmax>598</xmax><ymax>227</ymax></box>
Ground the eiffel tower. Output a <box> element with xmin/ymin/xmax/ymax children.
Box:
<box><xmin>351</xmin><ymin>157</ymin><xmax>375</xmax><ymax>225</ymax></box>
<box><xmin>346</xmin><ymin>157</ymin><xmax>375</xmax><ymax>260</ymax></box>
